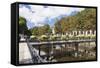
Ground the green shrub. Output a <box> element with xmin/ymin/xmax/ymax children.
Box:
<box><xmin>30</xmin><ymin>35</ymin><xmax>37</xmax><ymax>41</ymax></box>
<box><xmin>90</xmin><ymin>35</ymin><xmax>96</xmax><ymax>39</ymax></box>
<box><xmin>49</xmin><ymin>35</ymin><xmax>58</xmax><ymax>41</ymax></box>
<box><xmin>61</xmin><ymin>35</ymin><xmax>69</xmax><ymax>41</ymax></box>
<box><xmin>39</xmin><ymin>35</ymin><xmax>49</xmax><ymax>41</ymax></box>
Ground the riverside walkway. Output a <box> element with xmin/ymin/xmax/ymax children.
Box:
<box><xmin>19</xmin><ymin>39</ymin><xmax>47</xmax><ymax>64</ymax></box>
<box><xmin>19</xmin><ymin>42</ymin><xmax>33</xmax><ymax>64</ymax></box>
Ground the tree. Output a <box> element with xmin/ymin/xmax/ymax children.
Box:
<box><xmin>24</xmin><ymin>29</ymin><xmax>32</xmax><ymax>36</ymax></box>
<box><xmin>76</xmin><ymin>8</ymin><xmax>96</xmax><ymax>30</ymax></box>
<box><xmin>19</xmin><ymin>17</ymin><xmax>30</xmax><ymax>36</ymax></box>
<box><xmin>43</xmin><ymin>24</ymin><xmax>52</xmax><ymax>35</ymax></box>
<box><xmin>54</xmin><ymin>8</ymin><xmax>96</xmax><ymax>33</ymax></box>
<box><xmin>31</xmin><ymin>27</ymin><xmax>39</xmax><ymax>36</ymax></box>
<box><xmin>54</xmin><ymin>20</ymin><xmax>62</xmax><ymax>34</ymax></box>
<box><xmin>31</xmin><ymin>24</ymin><xmax>52</xmax><ymax>36</ymax></box>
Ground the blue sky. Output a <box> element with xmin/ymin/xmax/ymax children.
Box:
<box><xmin>19</xmin><ymin>4</ymin><xmax>85</xmax><ymax>29</ymax></box>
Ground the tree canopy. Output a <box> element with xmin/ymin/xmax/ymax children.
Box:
<box><xmin>19</xmin><ymin>17</ymin><xmax>31</xmax><ymax>36</ymax></box>
<box><xmin>54</xmin><ymin>8</ymin><xmax>96</xmax><ymax>34</ymax></box>
<box><xmin>31</xmin><ymin>24</ymin><xmax>52</xmax><ymax>36</ymax></box>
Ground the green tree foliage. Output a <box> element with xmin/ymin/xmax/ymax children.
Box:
<box><xmin>54</xmin><ymin>20</ymin><xmax>62</xmax><ymax>34</ymax></box>
<box><xmin>24</xmin><ymin>29</ymin><xmax>32</xmax><ymax>36</ymax></box>
<box><xmin>31</xmin><ymin>27</ymin><xmax>39</xmax><ymax>35</ymax></box>
<box><xmin>19</xmin><ymin>17</ymin><xmax>31</xmax><ymax>36</ymax></box>
<box><xmin>76</xmin><ymin>8</ymin><xmax>96</xmax><ymax>30</ymax></box>
<box><xmin>54</xmin><ymin>8</ymin><xmax>96</xmax><ymax>34</ymax></box>
<box><xmin>31</xmin><ymin>24</ymin><xmax>52</xmax><ymax>36</ymax></box>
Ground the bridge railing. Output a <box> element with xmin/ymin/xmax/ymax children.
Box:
<box><xmin>28</xmin><ymin>39</ymin><xmax>96</xmax><ymax>62</ymax></box>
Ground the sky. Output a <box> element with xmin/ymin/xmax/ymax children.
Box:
<box><xmin>19</xmin><ymin>4</ymin><xmax>85</xmax><ymax>29</ymax></box>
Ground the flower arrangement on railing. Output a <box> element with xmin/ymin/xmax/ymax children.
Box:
<box><xmin>30</xmin><ymin>34</ymin><xmax>96</xmax><ymax>42</ymax></box>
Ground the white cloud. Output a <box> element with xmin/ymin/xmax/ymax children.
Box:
<box><xmin>19</xmin><ymin>5</ymin><xmax>47</xmax><ymax>27</ymax></box>
<box><xmin>19</xmin><ymin>4</ymin><xmax>84</xmax><ymax>27</ymax></box>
